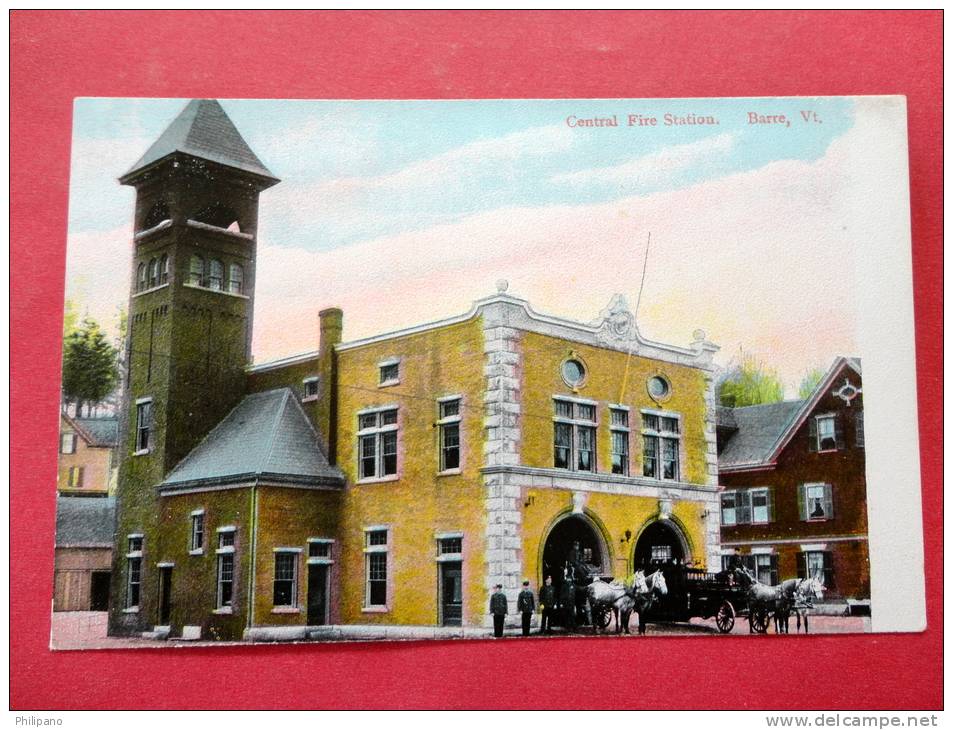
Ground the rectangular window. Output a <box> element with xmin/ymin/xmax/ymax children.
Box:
<box><xmin>720</xmin><ymin>491</ymin><xmax>737</xmax><ymax>526</ymax></box>
<box><xmin>642</xmin><ymin>411</ymin><xmax>680</xmax><ymax>480</ymax></box>
<box><xmin>217</xmin><ymin>552</ymin><xmax>234</xmax><ymax>609</ymax></box>
<box><xmin>302</xmin><ymin>376</ymin><xmax>319</xmax><ymax>399</ymax></box>
<box><xmin>438</xmin><ymin>398</ymin><xmax>461</xmax><ymax>472</ymax></box>
<box><xmin>357</xmin><ymin>408</ymin><xmax>399</xmax><ymax>479</ymax></box>
<box><xmin>364</xmin><ymin>529</ymin><xmax>388</xmax><ymax>607</ymax></box>
<box><xmin>721</xmin><ymin>489</ymin><xmax>771</xmax><ymax>525</ymax></box>
<box><xmin>190</xmin><ymin>513</ymin><xmax>204</xmax><ymax>552</ymax></box>
<box><xmin>651</xmin><ymin>545</ymin><xmax>672</xmax><ymax>563</ymax></box>
<box><xmin>754</xmin><ymin>554</ymin><xmax>779</xmax><ymax>586</ymax></box>
<box><xmin>802</xmin><ymin>551</ymin><xmax>834</xmax><ymax>588</ymax></box>
<box><xmin>439</xmin><ymin>536</ymin><xmax>462</xmax><ymax>555</ymax></box>
<box><xmin>67</xmin><ymin>466</ymin><xmax>84</xmax><ymax>488</ymax></box>
<box><xmin>553</xmin><ymin>398</ymin><xmax>597</xmax><ymax>473</ymax></box>
<box><xmin>855</xmin><ymin>409</ymin><xmax>865</xmax><ymax>447</ymax></box>
<box><xmin>816</xmin><ymin>415</ymin><xmax>836</xmax><ymax>451</ymax></box>
<box><xmin>135</xmin><ymin>399</ymin><xmax>152</xmax><ymax>453</ymax></box>
<box><xmin>273</xmin><ymin>552</ymin><xmax>298</xmax><ymax>607</ymax></box>
<box><xmin>751</xmin><ymin>488</ymin><xmax>771</xmax><ymax>524</ymax></box>
<box><xmin>125</xmin><ymin>535</ymin><xmax>143</xmax><ymax>609</ymax></box>
<box><xmin>801</xmin><ymin>483</ymin><xmax>834</xmax><ymax>521</ymax></box>
<box><xmin>308</xmin><ymin>540</ymin><xmax>332</xmax><ymax>559</ymax></box>
<box><xmin>379</xmin><ymin>361</ymin><xmax>399</xmax><ymax>385</ymax></box>
<box><xmin>60</xmin><ymin>433</ymin><xmax>76</xmax><ymax>454</ymax></box>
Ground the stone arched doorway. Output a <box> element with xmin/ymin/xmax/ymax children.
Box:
<box><xmin>541</xmin><ymin>513</ymin><xmax>608</xmax><ymax>589</ymax></box>
<box><xmin>633</xmin><ymin>519</ymin><xmax>688</xmax><ymax>570</ymax></box>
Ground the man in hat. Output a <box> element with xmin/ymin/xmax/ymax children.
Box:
<box><xmin>489</xmin><ymin>583</ymin><xmax>508</xmax><ymax>638</ymax></box>
<box><xmin>517</xmin><ymin>579</ymin><xmax>536</xmax><ymax>637</ymax></box>
<box><xmin>538</xmin><ymin>575</ymin><xmax>556</xmax><ymax>635</ymax></box>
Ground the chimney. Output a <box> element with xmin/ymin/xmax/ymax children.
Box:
<box><xmin>317</xmin><ymin>307</ymin><xmax>342</xmax><ymax>464</ymax></box>
<box><xmin>319</xmin><ymin>307</ymin><xmax>343</xmax><ymax>355</ymax></box>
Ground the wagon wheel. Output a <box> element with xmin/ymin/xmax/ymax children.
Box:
<box><xmin>595</xmin><ymin>606</ymin><xmax>613</xmax><ymax>630</ymax></box>
<box><xmin>750</xmin><ymin>608</ymin><xmax>770</xmax><ymax>634</ymax></box>
<box><xmin>715</xmin><ymin>601</ymin><xmax>735</xmax><ymax>633</ymax></box>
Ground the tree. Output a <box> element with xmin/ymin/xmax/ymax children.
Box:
<box><xmin>797</xmin><ymin>367</ymin><xmax>826</xmax><ymax>400</ymax></box>
<box><xmin>717</xmin><ymin>352</ymin><xmax>785</xmax><ymax>408</ymax></box>
<box><xmin>63</xmin><ymin>298</ymin><xmax>79</xmax><ymax>339</ymax></box>
<box><xmin>62</xmin><ymin>316</ymin><xmax>119</xmax><ymax>416</ymax></box>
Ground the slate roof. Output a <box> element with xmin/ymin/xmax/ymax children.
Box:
<box><xmin>122</xmin><ymin>99</ymin><xmax>277</xmax><ymax>182</ymax></box>
<box><xmin>159</xmin><ymin>388</ymin><xmax>344</xmax><ymax>491</ymax></box>
<box><xmin>55</xmin><ymin>495</ymin><xmax>115</xmax><ymax>547</ymax></box>
<box><xmin>717</xmin><ymin>400</ymin><xmax>804</xmax><ymax>468</ymax></box>
<box><xmin>73</xmin><ymin>417</ymin><xmax>119</xmax><ymax>447</ymax></box>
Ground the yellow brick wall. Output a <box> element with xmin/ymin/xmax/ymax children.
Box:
<box><xmin>336</xmin><ymin>318</ymin><xmax>488</xmax><ymax>626</ymax></box>
<box><xmin>519</xmin><ymin>331</ymin><xmax>710</xmax><ymax>485</ymax></box>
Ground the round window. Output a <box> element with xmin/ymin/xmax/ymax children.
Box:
<box><xmin>561</xmin><ymin>359</ymin><xmax>586</xmax><ymax>387</ymax></box>
<box><xmin>648</xmin><ymin>375</ymin><xmax>670</xmax><ymax>400</ymax></box>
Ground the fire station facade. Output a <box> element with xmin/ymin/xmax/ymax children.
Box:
<box><xmin>108</xmin><ymin>100</ymin><xmax>723</xmax><ymax>641</ymax></box>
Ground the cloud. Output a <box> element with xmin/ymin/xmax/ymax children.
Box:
<box><xmin>550</xmin><ymin>132</ymin><xmax>737</xmax><ymax>189</ymax></box>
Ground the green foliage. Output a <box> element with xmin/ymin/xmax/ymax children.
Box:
<box><xmin>797</xmin><ymin>367</ymin><xmax>826</xmax><ymax>399</ymax></box>
<box><xmin>63</xmin><ymin>299</ymin><xmax>79</xmax><ymax>339</ymax></box>
<box><xmin>62</xmin><ymin>316</ymin><xmax>119</xmax><ymax>411</ymax></box>
<box><xmin>717</xmin><ymin>353</ymin><xmax>785</xmax><ymax>408</ymax></box>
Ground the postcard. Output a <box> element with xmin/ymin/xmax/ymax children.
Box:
<box><xmin>51</xmin><ymin>95</ymin><xmax>923</xmax><ymax>649</ymax></box>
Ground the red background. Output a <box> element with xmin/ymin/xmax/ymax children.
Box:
<box><xmin>10</xmin><ymin>10</ymin><xmax>942</xmax><ymax>710</ymax></box>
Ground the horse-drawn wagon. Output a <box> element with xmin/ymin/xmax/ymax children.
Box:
<box><xmin>640</xmin><ymin>565</ymin><xmax>749</xmax><ymax>633</ymax></box>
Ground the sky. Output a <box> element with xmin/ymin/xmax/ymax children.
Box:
<box><xmin>66</xmin><ymin>96</ymin><xmax>864</xmax><ymax>394</ymax></box>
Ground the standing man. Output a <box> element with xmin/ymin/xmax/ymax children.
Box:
<box><xmin>517</xmin><ymin>580</ymin><xmax>536</xmax><ymax>637</ymax></box>
<box><xmin>490</xmin><ymin>583</ymin><xmax>508</xmax><ymax>638</ymax></box>
<box><xmin>538</xmin><ymin>575</ymin><xmax>556</xmax><ymax>635</ymax></box>
<box><xmin>560</xmin><ymin>567</ymin><xmax>577</xmax><ymax>632</ymax></box>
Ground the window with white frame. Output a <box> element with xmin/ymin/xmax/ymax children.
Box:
<box><xmin>60</xmin><ymin>432</ymin><xmax>77</xmax><ymax>454</ymax></box>
<box><xmin>148</xmin><ymin>257</ymin><xmax>159</xmax><ymax>288</ymax></box>
<box><xmin>379</xmin><ymin>360</ymin><xmax>399</xmax><ymax>386</ymax></box>
<box><xmin>159</xmin><ymin>254</ymin><xmax>169</xmax><ymax>285</ymax></box>
<box><xmin>136</xmin><ymin>262</ymin><xmax>147</xmax><ymax>292</ymax></box>
<box><xmin>125</xmin><ymin>535</ymin><xmax>143</xmax><ymax>609</ymax></box>
<box><xmin>188</xmin><ymin>254</ymin><xmax>204</xmax><ymax>286</ymax></box>
<box><xmin>216</xmin><ymin>530</ymin><xmax>235</xmax><ymax>609</ymax></box>
<box><xmin>358</xmin><ymin>407</ymin><xmax>398</xmax><ymax>479</ymax></box>
<box><xmin>438</xmin><ymin>536</ymin><xmax>462</xmax><ymax>555</ymax></box>
<box><xmin>800</xmin><ymin>483</ymin><xmax>834</xmax><ymax>521</ymax></box>
<box><xmin>190</xmin><ymin>512</ymin><xmax>204</xmax><ymax>552</ymax></box>
<box><xmin>208</xmin><ymin>259</ymin><xmax>224</xmax><ymax>291</ymax></box>
<box><xmin>302</xmin><ymin>376</ymin><xmax>319</xmax><ymax>400</ymax></box>
<box><xmin>609</xmin><ymin>406</ymin><xmax>629</xmax><ymax>475</ymax></box>
<box><xmin>273</xmin><ymin>551</ymin><xmax>298</xmax><ymax>607</ymax></box>
<box><xmin>816</xmin><ymin>415</ymin><xmax>836</xmax><ymax>451</ymax></box>
<box><xmin>438</xmin><ymin>397</ymin><xmax>461</xmax><ymax>472</ymax></box>
<box><xmin>721</xmin><ymin>554</ymin><xmax>778</xmax><ymax>585</ymax></box>
<box><xmin>308</xmin><ymin>540</ymin><xmax>332</xmax><ymax>560</ymax></box>
<box><xmin>364</xmin><ymin>529</ymin><xmax>388</xmax><ymax>607</ymax></box>
<box><xmin>800</xmin><ymin>550</ymin><xmax>834</xmax><ymax>588</ymax></box>
<box><xmin>642</xmin><ymin>412</ymin><xmax>680</xmax><ymax>480</ymax></box>
<box><xmin>720</xmin><ymin>488</ymin><xmax>772</xmax><ymax>526</ymax></box>
<box><xmin>227</xmin><ymin>263</ymin><xmax>244</xmax><ymax>294</ymax></box>
<box><xmin>66</xmin><ymin>466</ymin><xmax>84</xmax><ymax>488</ymax></box>
<box><xmin>553</xmin><ymin>398</ymin><xmax>596</xmax><ymax>472</ymax></box>
<box><xmin>135</xmin><ymin>399</ymin><xmax>152</xmax><ymax>453</ymax></box>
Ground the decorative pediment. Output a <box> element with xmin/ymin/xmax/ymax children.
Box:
<box><xmin>590</xmin><ymin>294</ymin><xmax>641</xmax><ymax>350</ymax></box>
<box><xmin>832</xmin><ymin>378</ymin><xmax>862</xmax><ymax>406</ymax></box>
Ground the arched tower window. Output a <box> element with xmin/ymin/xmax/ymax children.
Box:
<box><xmin>228</xmin><ymin>263</ymin><xmax>244</xmax><ymax>294</ymax></box>
<box><xmin>159</xmin><ymin>254</ymin><xmax>169</xmax><ymax>285</ymax></box>
<box><xmin>188</xmin><ymin>254</ymin><xmax>205</xmax><ymax>287</ymax></box>
<box><xmin>194</xmin><ymin>204</ymin><xmax>241</xmax><ymax>232</ymax></box>
<box><xmin>143</xmin><ymin>201</ymin><xmax>171</xmax><ymax>230</ymax></box>
<box><xmin>136</xmin><ymin>263</ymin><xmax>147</xmax><ymax>292</ymax></box>
<box><xmin>147</xmin><ymin>258</ymin><xmax>159</xmax><ymax>289</ymax></box>
<box><xmin>208</xmin><ymin>259</ymin><xmax>224</xmax><ymax>291</ymax></box>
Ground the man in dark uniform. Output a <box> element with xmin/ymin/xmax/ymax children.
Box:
<box><xmin>490</xmin><ymin>583</ymin><xmax>507</xmax><ymax>638</ymax></box>
<box><xmin>538</xmin><ymin>575</ymin><xmax>556</xmax><ymax>634</ymax></box>
<box><xmin>559</xmin><ymin>567</ymin><xmax>577</xmax><ymax>631</ymax></box>
<box><xmin>517</xmin><ymin>580</ymin><xmax>535</xmax><ymax>637</ymax></box>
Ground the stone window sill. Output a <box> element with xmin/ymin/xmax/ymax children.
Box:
<box><xmin>123</xmin><ymin>607</ymin><xmax>140</xmax><ymax>614</ymax></box>
<box><xmin>271</xmin><ymin>606</ymin><xmax>300</xmax><ymax>615</ymax></box>
<box><xmin>189</xmin><ymin>549</ymin><xmax>204</xmax><ymax>556</ymax></box>
<box><xmin>361</xmin><ymin>605</ymin><xmax>389</xmax><ymax>614</ymax></box>
<box><xmin>357</xmin><ymin>475</ymin><xmax>399</xmax><ymax>486</ymax></box>
<box><xmin>213</xmin><ymin>607</ymin><xmax>233</xmax><ymax>615</ymax></box>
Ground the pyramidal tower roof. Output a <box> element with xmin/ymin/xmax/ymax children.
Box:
<box><xmin>121</xmin><ymin>99</ymin><xmax>277</xmax><ymax>183</ymax></box>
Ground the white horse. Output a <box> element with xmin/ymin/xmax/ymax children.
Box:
<box><xmin>783</xmin><ymin>573</ymin><xmax>826</xmax><ymax>634</ymax></box>
<box><xmin>587</xmin><ymin>572</ymin><xmax>646</xmax><ymax>633</ymax></box>
<box><xmin>623</xmin><ymin>569</ymin><xmax>668</xmax><ymax>635</ymax></box>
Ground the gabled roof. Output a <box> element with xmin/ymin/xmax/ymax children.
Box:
<box><xmin>718</xmin><ymin>400</ymin><xmax>804</xmax><ymax>468</ymax></box>
<box><xmin>61</xmin><ymin>413</ymin><xmax>119</xmax><ymax>448</ymax></box>
<box><xmin>122</xmin><ymin>99</ymin><xmax>277</xmax><ymax>183</ymax></box>
<box><xmin>159</xmin><ymin>388</ymin><xmax>344</xmax><ymax>492</ymax></box>
<box><xmin>718</xmin><ymin>356</ymin><xmax>862</xmax><ymax>472</ymax></box>
<box><xmin>55</xmin><ymin>495</ymin><xmax>115</xmax><ymax>547</ymax></box>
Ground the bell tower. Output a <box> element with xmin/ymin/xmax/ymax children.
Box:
<box><xmin>109</xmin><ymin>99</ymin><xmax>278</xmax><ymax>635</ymax></box>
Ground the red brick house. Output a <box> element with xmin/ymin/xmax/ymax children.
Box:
<box><xmin>716</xmin><ymin>357</ymin><xmax>868</xmax><ymax>601</ymax></box>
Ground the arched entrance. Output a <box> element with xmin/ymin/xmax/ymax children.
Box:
<box><xmin>541</xmin><ymin>513</ymin><xmax>608</xmax><ymax>586</ymax></box>
<box><xmin>633</xmin><ymin>519</ymin><xmax>688</xmax><ymax>570</ymax></box>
